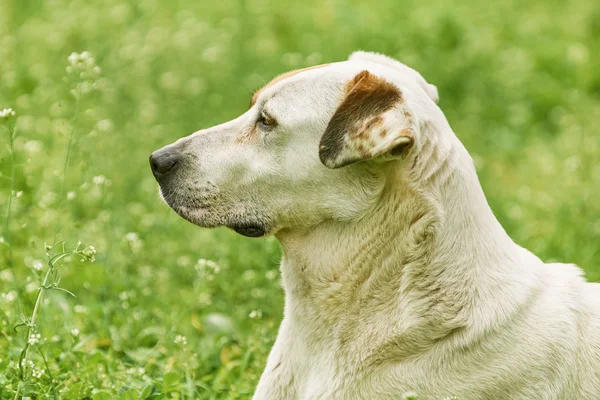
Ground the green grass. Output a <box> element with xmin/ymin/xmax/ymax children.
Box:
<box><xmin>1</xmin><ymin>0</ymin><xmax>599</xmax><ymax>398</ymax></box>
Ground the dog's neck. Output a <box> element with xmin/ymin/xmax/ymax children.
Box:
<box><xmin>276</xmin><ymin>116</ymin><xmax>544</xmax><ymax>353</ymax></box>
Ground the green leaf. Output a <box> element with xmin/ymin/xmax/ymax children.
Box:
<box><xmin>51</xmin><ymin>285</ymin><xmax>77</xmax><ymax>297</ymax></box>
<box><xmin>13</xmin><ymin>321</ymin><xmax>28</xmax><ymax>332</ymax></box>
<box><xmin>93</xmin><ymin>392</ymin><xmax>112</xmax><ymax>400</ymax></box>
<box><xmin>61</xmin><ymin>382</ymin><xmax>84</xmax><ymax>399</ymax></box>
<box><xmin>141</xmin><ymin>384</ymin><xmax>157</xmax><ymax>398</ymax></box>
<box><xmin>162</xmin><ymin>371</ymin><xmax>181</xmax><ymax>391</ymax></box>
<box><xmin>119</xmin><ymin>388</ymin><xmax>140</xmax><ymax>400</ymax></box>
<box><xmin>125</xmin><ymin>347</ymin><xmax>161</xmax><ymax>364</ymax></box>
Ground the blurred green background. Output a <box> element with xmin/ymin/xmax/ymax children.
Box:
<box><xmin>1</xmin><ymin>0</ymin><xmax>599</xmax><ymax>398</ymax></box>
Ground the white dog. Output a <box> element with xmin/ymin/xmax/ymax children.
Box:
<box><xmin>150</xmin><ymin>51</ymin><xmax>600</xmax><ymax>399</ymax></box>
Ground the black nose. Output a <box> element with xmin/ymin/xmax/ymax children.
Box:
<box><xmin>150</xmin><ymin>148</ymin><xmax>180</xmax><ymax>179</ymax></box>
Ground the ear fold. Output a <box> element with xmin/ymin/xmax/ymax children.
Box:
<box><xmin>319</xmin><ymin>70</ymin><xmax>417</xmax><ymax>169</ymax></box>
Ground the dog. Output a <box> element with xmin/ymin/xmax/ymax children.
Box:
<box><xmin>150</xmin><ymin>51</ymin><xmax>600</xmax><ymax>399</ymax></box>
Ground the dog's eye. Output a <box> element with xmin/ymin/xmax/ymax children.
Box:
<box><xmin>257</xmin><ymin>111</ymin><xmax>276</xmax><ymax>129</ymax></box>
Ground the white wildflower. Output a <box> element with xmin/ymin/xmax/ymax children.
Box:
<box><xmin>81</xmin><ymin>245</ymin><xmax>96</xmax><ymax>262</ymax></box>
<box><xmin>195</xmin><ymin>259</ymin><xmax>221</xmax><ymax>280</ymax></box>
<box><xmin>28</xmin><ymin>333</ymin><xmax>42</xmax><ymax>345</ymax></box>
<box><xmin>0</xmin><ymin>107</ymin><xmax>16</xmax><ymax>119</ymax></box>
<box><xmin>66</xmin><ymin>51</ymin><xmax>102</xmax><ymax>97</ymax></box>
<box><xmin>74</xmin><ymin>304</ymin><xmax>88</xmax><ymax>313</ymax></box>
<box><xmin>2</xmin><ymin>291</ymin><xmax>17</xmax><ymax>302</ymax></box>
<box><xmin>92</xmin><ymin>175</ymin><xmax>106</xmax><ymax>185</ymax></box>
<box><xmin>0</xmin><ymin>270</ymin><xmax>11</xmax><ymax>281</ymax></box>
<box><xmin>71</xmin><ymin>328</ymin><xmax>80</xmax><ymax>337</ymax></box>
<box><xmin>124</xmin><ymin>232</ymin><xmax>143</xmax><ymax>252</ymax></box>
<box><xmin>32</xmin><ymin>367</ymin><xmax>45</xmax><ymax>379</ymax></box>
<box><xmin>67</xmin><ymin>191</ymin><xmax>76</xmax><ymax>200</ymax></box>
<box><xmin>25</xmin><ymin>282</ymin><xmax>38</xmax><ymax>293</ymax></box>
<box><xmin>248</xmin><ymin>309</ymin><xmax>263</xmax><ymax>319</ymax></box>
<box><xmin>32</xmin><ymin>260</ymin><xmax>44</xmax><ymax>271</ymax></box>
<box><xmin>174</xmin><ymin>335</ymin><xmax>187</xmax><ymax>346</ymax></box>
<box><xmin>125</xmin><ymin>232</ymin><xmax>137</xmax><ymax>241</ymax></box>
<box><xmin>68</xmin><ymin>53</ymin><xmax>78</xmax><ymax>65</ymax></box>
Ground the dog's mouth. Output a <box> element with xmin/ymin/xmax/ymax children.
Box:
<box><xmin>159</xmin><ymin>188</ymin><xmax>269</xmax><ymax>238</ymax></box>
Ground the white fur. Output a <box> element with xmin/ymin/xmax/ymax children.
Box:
<box><xmin>155</xmin><ymin>52</ymin><xmax>600</xmax><ymax>399</ymax></box>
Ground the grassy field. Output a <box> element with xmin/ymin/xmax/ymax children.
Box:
<box><xmin>1</xmin><ymin>0</ymin><xmax>599</xmax><ymax>398</ymax></box>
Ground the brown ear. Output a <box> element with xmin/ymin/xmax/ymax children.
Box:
<box><xmin>319</xmin><ymin>70</ymin><xmax>417</xmax><ymax>169</ymax></box>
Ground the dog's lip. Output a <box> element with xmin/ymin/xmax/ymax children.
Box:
<box><xmin>159</xmin><ymin>187</ymin><xmax>211</xmax><ymax>213</ymax></box>
<box><xmin>229</xmin><ymin>224</ymin><xmax>267</xmax><ymax>238</ymax></box>
<box><xmin>169</xmin><ymin>203</ymin><xmax>215</xmax><ymax>226</ymax></box>
<box><xmin>168</xmin><ymin>202</ymin><xmax>268</xmax><ymax>237</ymax></box>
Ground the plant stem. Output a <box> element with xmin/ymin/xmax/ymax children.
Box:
<box><xmin>13</xmin><ymin>247</ymin><xmax>77</xmax><ymax>400</ymax></box>
<box><xmin>13</xmin><ymin>261</ymin><xmax>52</xmax><ymax>400</ymax></box>
<box><xmin>36</xmin><ymin>345</ymin><xmax>57</xmax><ymax>397</ymax></box>
<box><xmin>4</xmin><ymin>120</ymin><xmax>22</xmax><ymax>316</ymax></box>
<box><xmin>53</xmin><ymin>92</ymin><xmax>80</xmax><ymax>242</ymax></box>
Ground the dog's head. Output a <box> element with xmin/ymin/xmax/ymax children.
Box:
<box><xmin>150</xmin><ymin>51</ymin><xmax>439</xmax><ymax>237</ymax></box>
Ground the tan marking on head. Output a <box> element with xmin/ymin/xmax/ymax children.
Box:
<box><xmin>235</xmin><ymin>124</ymin><xmax>258</xmax><ymax>144</ymax></box>
<box><xmin>250</xmin><ymin>64</ymin><xmax>331</xmax><ymax>107</ymax></box>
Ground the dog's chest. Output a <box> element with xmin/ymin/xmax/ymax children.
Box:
<box><xmin>285</xmin><ymin>328</ymin><xmax>422</xmax><ymax>400</ymax></box>
<box><xmin>291</xmin><ymin>349</ymin><xmax>433</xmax><ymax>400</ymax></box>
<box><xmin>293</xmin><ymin>349</ymin><xmax>365</xmax><ymax>400</ymax></box>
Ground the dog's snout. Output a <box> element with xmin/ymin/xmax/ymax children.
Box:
<box><xmin>150</xmin><ymin>148</ymin><xmax>181</xmax><ymax>180</ymax></box>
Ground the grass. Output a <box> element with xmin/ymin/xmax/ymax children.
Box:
<box><xmin>0</xmin><ymin>0</ymin><xmax>599</xmax><ymax>398</ymax></box>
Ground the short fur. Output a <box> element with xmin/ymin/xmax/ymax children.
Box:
<box><xmin>151</xmin><ymin>51</ymin><xmax>600</xmax><ymax>400</ymax></box>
